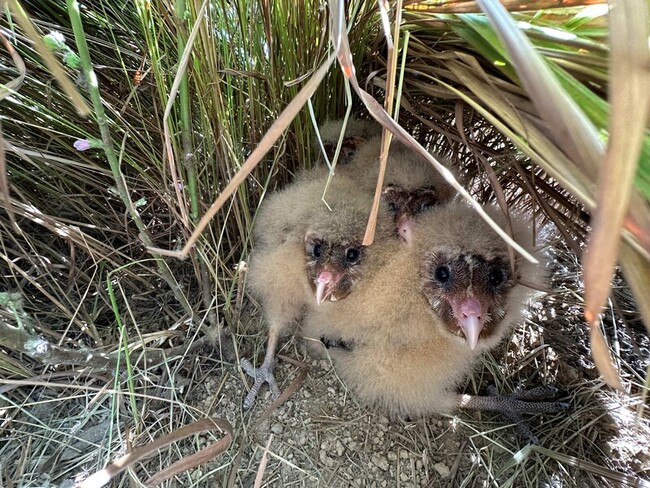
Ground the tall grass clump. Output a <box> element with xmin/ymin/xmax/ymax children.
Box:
<box><xmin>0</xmin><ymin>0</ymin><xmax>648</xmax><ymax>486</ymax></box>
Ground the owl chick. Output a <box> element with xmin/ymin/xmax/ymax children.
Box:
<box><xmin>302</xmin><ymin>203</ymin><xmax>567</xmax><ymax>439</ymax></box>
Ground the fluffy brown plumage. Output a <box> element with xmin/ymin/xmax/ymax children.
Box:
<box><xmin>336</xmin><ymin>134</ymin><xmax>454</xmax><ymax>198</ymax></box>
<box><xmin>312</xmin><ymin>118</ymin><xmax>458</xmax><ymax>243</ymax></box>
<box><xmin>310</xmin><ymin>118</ymin><xmax>455</xmax><ymax>199</ymax></box>
<box><xmin>243</xmin><ymin>119</ymin><xmax>459</xmax><ymax>408</ymax></box>
<box><xmin>315</xmin><ymin>118</ymin><xmax>381</xmax><ymax>165</ymax></box>
<box><xmin>302</xmin><ymin>203</ymin><xmax>568</xmax><ymax>427</ymax></box>
<box><xmin>242</xmin><ymin>171</ymin><xmax>394</xmax><ymax>408</ymax></box>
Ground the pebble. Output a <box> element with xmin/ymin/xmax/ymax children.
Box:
<box><xmin>320</xmin><ymin>450</ymin><xmax>335</xmax><ymax>467</ymax></box>
<box><xmin>371</xmin><ymin>454</ymin><xmax>389</xmax><ymax>471</ymax></box>
<box><xmin>336</xmin><ymin>440</ymin><xmax>345</xmax><ymax>456</ymax></box>
<box><xmin>270</xmin><ymin>423</ymin><xmax>283</xmax><ymax>434</ymax></box>
<box><xmin>434</xmin><ymin>462</ymin><xmax>451</xmax><ymax>478</ymax></box>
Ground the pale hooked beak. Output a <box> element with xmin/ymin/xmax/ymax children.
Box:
<box><xmin>396</xmin><ymin>214</ymin><xmax>415</xmax><ymax>245</ymax></box>
<box><xmin>457</xmin><ymin>297</ymin><xmax>484</xmax><ymax>350</ymax></box>
<box><xmin>315</xmin><ymin>271</ymin><xmax>333</xmax><ymax>306</ymax></box>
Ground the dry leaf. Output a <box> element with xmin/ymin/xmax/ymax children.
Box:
<box><xmin>588</xmin><ymin>321</ymin><xmax>622</xmax><ymax>390</ymax></box>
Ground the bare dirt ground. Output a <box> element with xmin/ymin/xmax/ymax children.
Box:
<box><xmin>2</xmin><ymin>245</ymin><xmax>649</xmax><ymax>487</ymax></box>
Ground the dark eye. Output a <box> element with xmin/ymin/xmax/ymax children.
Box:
<box><xmin>434</xmin><ymin>265</ymin><xmax>450</xmax><ymax>283</ymax></box>
<box><xmin>488</xmin><ymin>268</ymin><xmax>505</xmax><ymax>287</ymax></box>
<box><xmin>312</xmin><ymin>243</ymin><xmax>322</xmax><ymax>258</ymax></box>
<box><xmin>346</xmin><ymin>248</ymin><xmax>360</xmax><ymax>263</ymax></box>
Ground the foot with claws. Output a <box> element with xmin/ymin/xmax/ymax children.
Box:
<box><xmin>459</xmin><ymin>385</ymin><xmax>570</xmax><ymax>444</ymax></box>
<box><xmin>241</xmin><ymin>356</ymin><xmax>281</xmax><ymax>409</ymax></box>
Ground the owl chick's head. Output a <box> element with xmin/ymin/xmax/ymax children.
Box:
<box><xmin>414</xmin><ymin>203</ymin><xmax>542</xmax><ymax>350</ymax></box>
<box><xmin>303</xmin><ymin>200</ymin><xmax>393</xmax><ymax>305</ymax></box>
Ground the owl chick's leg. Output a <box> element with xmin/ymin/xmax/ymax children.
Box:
<box><xmin>458</xmin><ymin>386</ymin><xmax>570</xmax><ymax>444</ymax></box>
<box><xmin>241</xmin><ymin>325</ymin><xmax>281</xmax><ymax>409</ymax></box>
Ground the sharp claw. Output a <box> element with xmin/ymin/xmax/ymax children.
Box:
<box><xmin>521</xmin><ymin>428</ymin><xmax>540</xmax><ymax>446</ymax></box>
<box><xmin>243</xmin><ymin>391</ymin><xmax>257</xmax><ymax>410</ymax></box>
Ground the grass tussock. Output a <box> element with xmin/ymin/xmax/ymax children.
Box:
<box><xmin>0</xmin><ymin>0</ymin><xmax>648</xmax><ymax>486</ymax></box>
